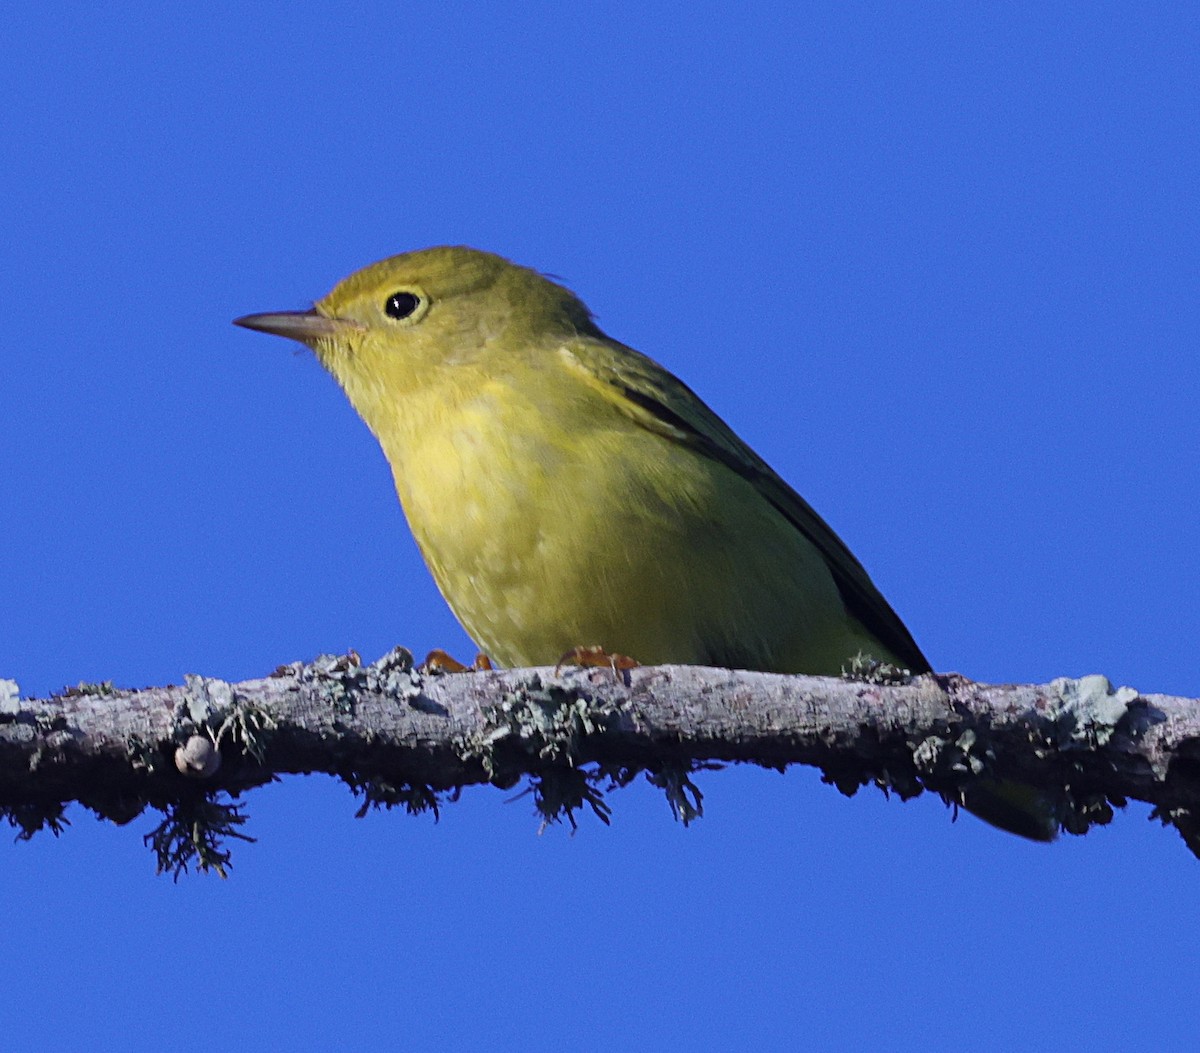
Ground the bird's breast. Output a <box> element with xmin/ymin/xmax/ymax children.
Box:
<box><xmin>377</xmin><ymin>374</ymin><xmax>853</xmax><ymax>670</ymax></box>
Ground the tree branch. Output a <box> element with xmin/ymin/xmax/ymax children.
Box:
<box><xmin>2</xmin><ymin>648</ymin><xmax>1197</xmax><ymax>874</ymax></box>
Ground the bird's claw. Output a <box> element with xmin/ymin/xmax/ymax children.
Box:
<box><xmin>420</xmin><ymin>649</ymin><xmax>494</xmax><ymax>674</ymax></box>
<box><xmin>554</xmin><ymin>645</ymin><xmax>640</xmax><ymax>681</ymax></box>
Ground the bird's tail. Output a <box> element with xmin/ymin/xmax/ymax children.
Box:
<box><xmin>960</xmin><ymin>778</ymin><xmax>1058</xmax><ymax>842</ymax></box>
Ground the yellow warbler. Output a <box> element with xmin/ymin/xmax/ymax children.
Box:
<box><xmin>236</xmin><ymin>246</ymin><xmax>1053</xmax><ymax>840</ymax></box>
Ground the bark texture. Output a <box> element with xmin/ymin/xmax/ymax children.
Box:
<box><xmin>1</xmin><ymin>650</ymin><xmax>1197</xmax><ymax>873</ymax></box>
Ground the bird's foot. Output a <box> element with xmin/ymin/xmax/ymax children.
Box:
<box><xmin>420</xmin><ymin>649</ymin><xmax>494</xmax><ymax>674</ymax></box>
<box><xmin>554</xmin><ymin>645</ymin><xmax>640</xmax><ymax>681</ymax></box>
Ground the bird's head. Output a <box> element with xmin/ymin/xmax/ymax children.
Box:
<box><xmin>234</xmin><ymin>246</ymin><xmax>599</xmax><ymax>385</ymax></box>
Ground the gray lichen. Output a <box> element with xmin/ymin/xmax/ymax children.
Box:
<box><xmin>2</xmin><ymin>799</ymin><xmax>69</xmax><ymax>841</ymax></box>
<box><xmin>0</xmin><ymin>679</ymin><xmax>22</xmax><ymax>716</ymax></box>
<box><xmin>179</xmin><ymin>674</ymin><xmax>278</xmax><ymax>764</ymax></box>
<box><xmin>842</xmin><ymin>652</ymin><xmax>915</xmax><ymax>684</ymax></box>
<box><xmin>296</xmin><ymin>648</ymin><xmax>425</xmax><ymax>717</ymax></box>
<box><xmin>1048</xmin><ymin>674</ymin><xmax>1140</xmax><ymax>748</ymax></box>
<box><xmin>448</xmin><ymin>674</ymin><xmax>627</xmax><ymax>829</ymax></box>
<box><xmin>471</xmin><ymin>676</ymin><xmax>624</xmax><ymax>772</ymax></box>
<box><xmin>345</xmin><ymin>774</ymin><xmax>444</xmax><ymax>820</ymax></box>
<box><xmin>646</xmin><ymin>765</ymin><xmax>705</xmax><ymax>825</ymax></box>
<box><xmin>143</xmin><ymin>795</ymin><xmax>254</xmax><ymax>880</ymax></box>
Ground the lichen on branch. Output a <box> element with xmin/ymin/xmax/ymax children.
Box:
<box><xmin>0</xmin><ymin>654</ymin><xmax>1197</xmax><ymax>874</ymax></box>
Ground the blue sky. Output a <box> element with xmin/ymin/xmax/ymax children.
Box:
<box><xmin>2</xmin><ymin>5</ymin><xmax>1198</xmax><ymax>1050</ymax></box>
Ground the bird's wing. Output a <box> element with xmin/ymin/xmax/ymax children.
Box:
<box><xmin>559</xmin><ymin>336</ymin><xmax>930</xmax><ymax>673</ymax></box>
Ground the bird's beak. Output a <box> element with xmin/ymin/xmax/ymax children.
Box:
<box><xmin>233</xmin><ymin>309</ymin><xmax>365</xmax><ymax>343</ymax></box>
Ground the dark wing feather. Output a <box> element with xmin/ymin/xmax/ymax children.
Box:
<box><xmin>560</xmin><ymin>338</ymin><xmax>930</xmax><ymax>674</ymax></box>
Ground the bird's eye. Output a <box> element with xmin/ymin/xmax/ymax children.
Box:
<box><xmin>385</xmin><ymin>291</ymin><xmax>421</xmax><ymax>320</ymax></box>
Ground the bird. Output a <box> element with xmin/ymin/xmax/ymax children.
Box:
<box><xmin>235</xmin><ymin>245</ymin><xmax>1054</xmax><ymax>840</ymax></box>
